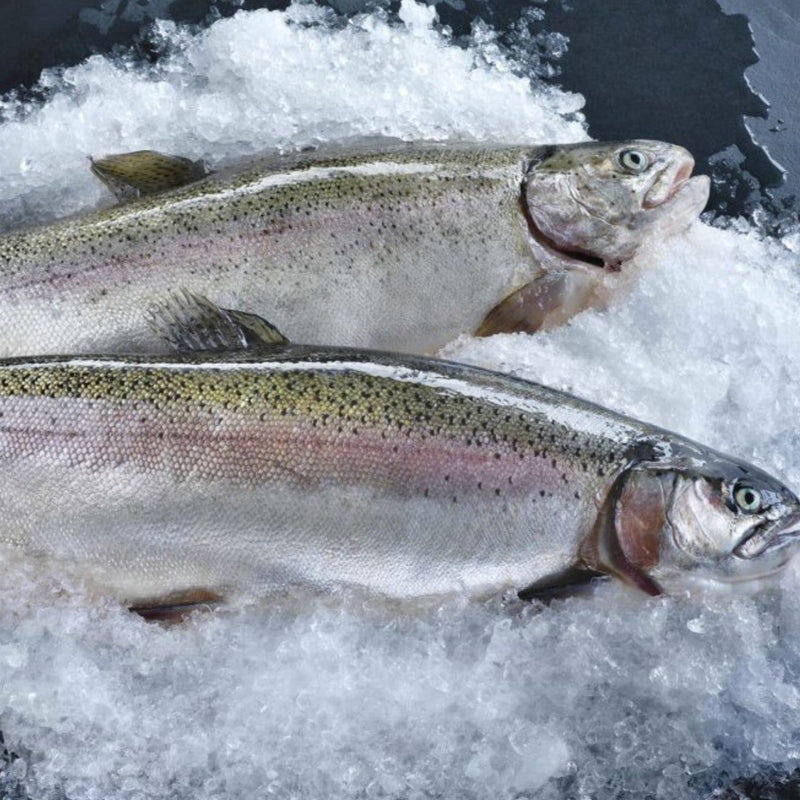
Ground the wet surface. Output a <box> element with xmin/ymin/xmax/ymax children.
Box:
<box><xmin>535</xmin><ymin>0</ymin><xmax>783</xmax><ymax>214</ymax></box>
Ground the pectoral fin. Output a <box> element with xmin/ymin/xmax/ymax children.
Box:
<box><xmin>475</xmin><ymin>269</ymin><xmax>601</xmax><ymax>337</ymax></box>
<box><xmin>518</xmin><ymin>565</ymin><xmax>608</xmax><ymax>601</ymax></box>
<box><xmin>90</xmin><ymin>150</ymin><xmax>208</xmax><ymax>201</ymax></box>
<box><xmin>148</xmin><ymin>290</ymin><xmax>289</xmax><ymax>353</ymax></box>
<box><xmin>130</xmin><ymin>587</ymin><xmax>223</xmax><ymax>623</ymax></box>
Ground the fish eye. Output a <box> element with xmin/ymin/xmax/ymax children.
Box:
<box><xmin>617</xmin><ymin>149</ymin><xmax>650</xmax><ymax>173</ymax></box>
<box><xmin>734</xmin><ymin>484</ymin><xmax>762</xmax><ymax>514</ymax></box>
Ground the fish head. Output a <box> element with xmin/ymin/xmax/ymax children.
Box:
<box><xmin>585</xmin><ymin>442</ymin><xmax>800</xmax><ymax>595</ymax></box>
<box><xmin>661</xmin><ymin>458</ymin><xmax>800</xmax><ymax>590</ymax></box>
<box><xmin>523</xmin><ymin>140</ymin><xmax>711</xmax><ymax>267</ymax></box>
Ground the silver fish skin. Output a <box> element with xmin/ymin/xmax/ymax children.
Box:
<box><xmin>0</xmin><ymin>139</ymin><xmax>708</xmax><ymax>357</ymax></box>
<box><xmin>0</xmin><ymin>345</ymin><xmax>795</xmax><ymax>609</ymax></box>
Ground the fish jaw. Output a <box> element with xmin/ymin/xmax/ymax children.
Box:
<box><xmin>642</xmin><ymin>147</ymin><xmax>699</xmax><ymax>208</ymax></box>
<box><xmin>732</xmin><ymin>510</ymin><xmax>800</xmax><ymax>562</ymax></box>
<box><xmin>639</xmin><ymin>173</ymin><xmax>710</xmax><ymax>239</ymax></box>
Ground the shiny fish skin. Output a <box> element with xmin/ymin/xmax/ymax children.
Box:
<box><xmin>0</xmin><ymin>139</ymin><xmax>708</xmax><ymax>357</ymax></box>
<box><xmin>0</xmin><ymin>345</ymin><xmax>795</xmax><ymax>608</ymax></box>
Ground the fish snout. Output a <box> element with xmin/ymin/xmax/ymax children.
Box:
<box><xmin>642</xmin><ymin>149</ymin><xmax>706</xmax><ymax>210</ymax></box>
<box><xmin>733</xmin><ymin>509</ymin><xmax>800</xmax><ymax>560</ymax></box>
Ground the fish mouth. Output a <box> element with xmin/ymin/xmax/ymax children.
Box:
<box><xmin>643</xmin><ymin>155</ymin><xmax>706</xmax><ymax>210</ymax></box>
<box><xmin>733</xmin><ymin>512</ymin><xmax>800</xmax><ymax>559</ymax></box>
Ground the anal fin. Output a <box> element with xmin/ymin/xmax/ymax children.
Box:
<box><xmin>518</xmin><ymin>565</ymin><xmax>609</xmax><ymax>602</ymax></box>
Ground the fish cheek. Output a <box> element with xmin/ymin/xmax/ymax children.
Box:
<box><xmin>523</xmin><ymin>172</ymin><xmax>583</xmax><ymax>246</ymax></box>
<box><xmin>667</xmin><ymin>477</ymin><xmax>743</xmax><ymax>560</ymax></box>
<box><xmin>525</xmin><ymin>171</ymin><xmax>638</xmax><ymax>266</ymax></box>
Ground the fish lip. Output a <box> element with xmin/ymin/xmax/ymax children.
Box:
<box><xmin>733</xmin><ymin>512</ymin><xmax>800</xmax><ymax>559</ymax></box>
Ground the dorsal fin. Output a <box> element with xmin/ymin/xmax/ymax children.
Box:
<box><xmin>148</xmin><ymin>290</ymin><xmax>289</xmax><ymax>353</ymax></box>
<box><xmin>89</xmin><ymin>150</ymin><xmax>208</xmax><ymax>201</ymax></box>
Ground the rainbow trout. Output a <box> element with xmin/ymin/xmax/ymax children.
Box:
<box><xmin>0</xmin><ymin>139</ymin><xmax>709</xmax><ymax>357</ymax></box>
<box><xmin>0</xmin><ymin>299</ymin><xmax>795</xmax><ymax>614</ymax></box>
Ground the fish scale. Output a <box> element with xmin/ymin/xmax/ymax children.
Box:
<box><xmin>0</xmin><ymin>351</ymin><xmax>626</xmax><ymax>487</ymax></box>
<box><xmin>0</xmin><ymin>349</ymin><xmax>629</xmax><ymax>603</ymax></box>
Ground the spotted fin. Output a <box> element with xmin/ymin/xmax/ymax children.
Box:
<box><xmin>518</xmin><ymin>565</ymin><xmax>608</xmax><ymax>602</ymax></box>
<box><xmin>129</xmin><ymin>587</ymin><xmax>223</xmax><ymax>623</ymax></box>
<box><xmin>148</xmin><ymin>290</ymin><xmax>289</xmax><ymax>353</ymax></box>
<box><xmin>90</xmin><ymin>150</ymin><xmax>208</xmax><ymax>201</ymax></box>
<box><xmin>475</xmin><ymin>269</ymin><xmax>602</xmax><ymax>337</ymax></box>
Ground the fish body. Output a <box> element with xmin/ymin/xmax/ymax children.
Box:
<box><xmin>0</xmin><ymin>139</ymin><xmax>709</xmax><ymax>356</ymax></box>
<box><xmin>0</xmin><ymin>345</ymin><xmax>795</xmax><ymax>608</ymax></box>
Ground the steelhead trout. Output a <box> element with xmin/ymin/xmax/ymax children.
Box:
<box><xmin>0</xmin><ymin>303</ymin><xmax>796</xmax><ymax>613</ymax></box>
<box><xmin>0</xmin><ymin>139</ymin><xmax>709</xmax><ymax>357</ymax></box>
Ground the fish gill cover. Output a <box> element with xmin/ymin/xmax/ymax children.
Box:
<box><xmin>0</xmin><ymin>2</ymin><xmax>800</xmax><ymax>799</ymax></box>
